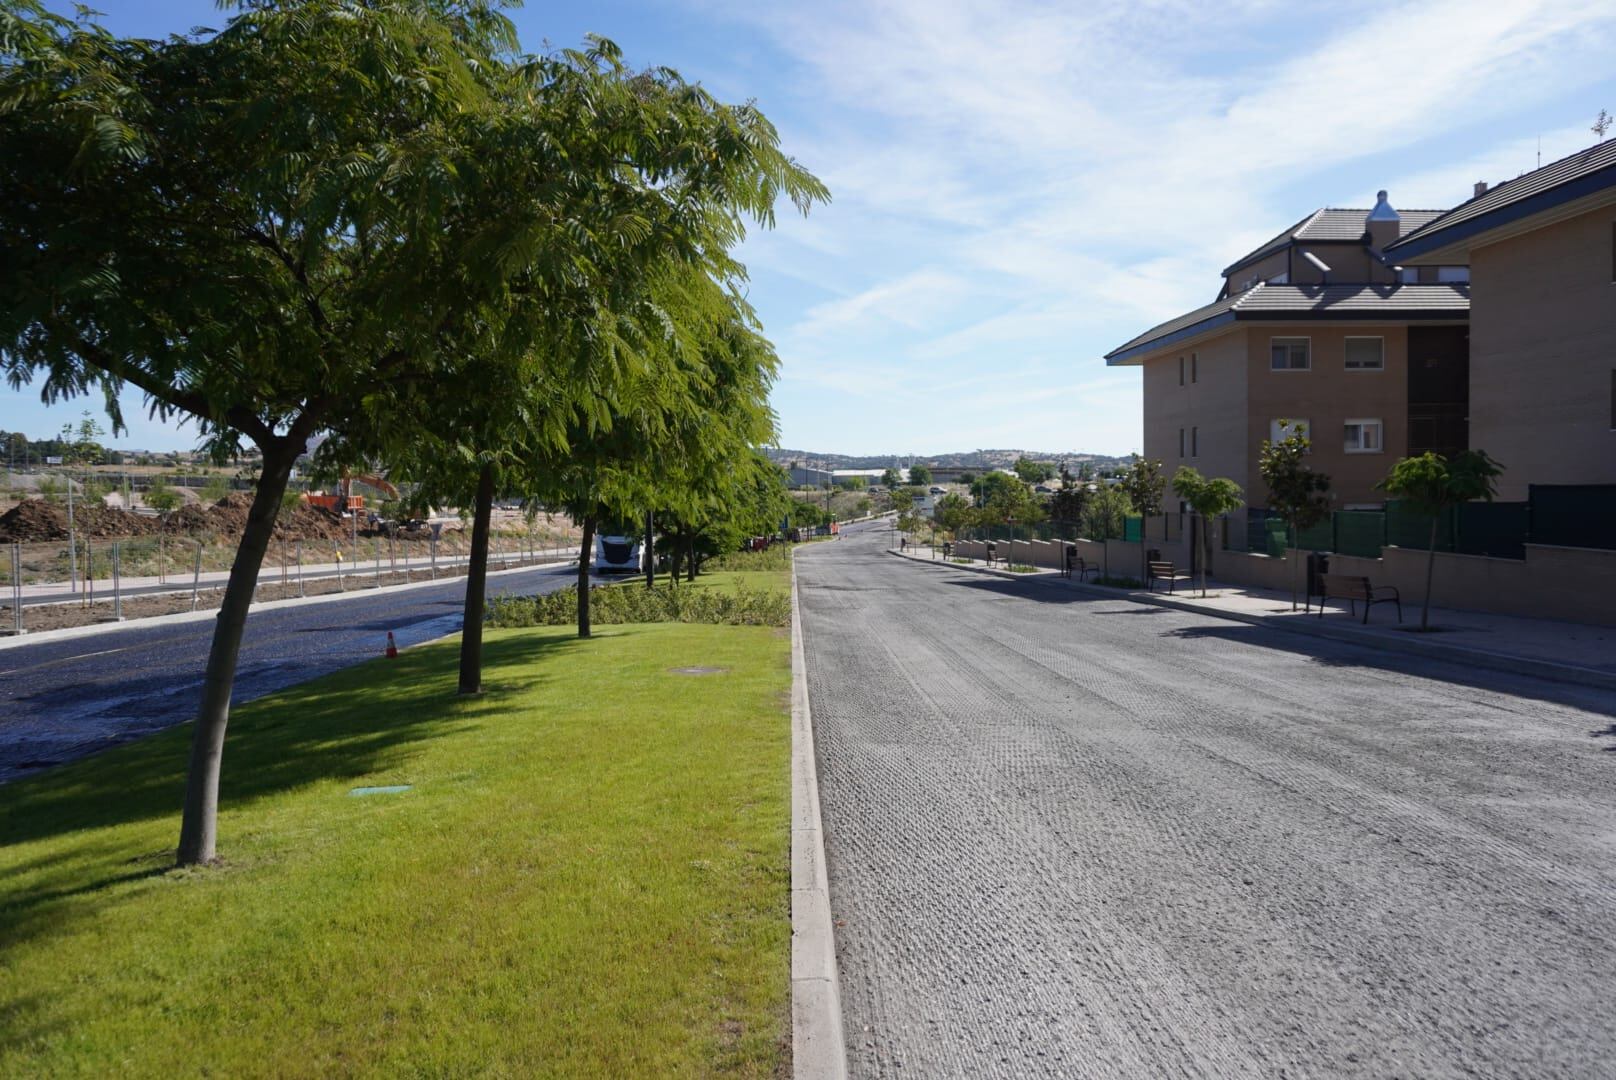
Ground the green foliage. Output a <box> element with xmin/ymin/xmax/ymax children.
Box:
<box><xmin>1080</xmin><ymin>485</ymin><xmax>1133</xmax><ymax>540</ymax></box>
<box><xmin>199</xmin><ymin>475</ymin><xmax>231</xmax><ymax>505</ymax></box>
<box><xmin>970</xmin><ymin>471</ymin><xmax>1043</xmax><ymax>525</ymax></box>
<box><xmin>1259</xmin><ymin>420</ymin><xmax>1332</xmax><ymax>539</ymax></box>
<box><xmin>488</xmin><ymin>582</ymin><xmax>790</xmax><ymax>628</ymax></box>
<box><xmin>1377</xmin><ymin>450</ymin><xmax>1503</xmax><ymax>515</ymax></box>
<box><xmin>1005</xmin><ymin>563</ymin><xmax>1038</xmax><ymax>574</ymax></box>
<box><xmin>1116</xmin><ymin>454</ymin><xmax>1166</xmax><ymax>519</ymax></box>
<box><xmin>143</xmin><ymin>475</ymin><xmax>181</xmax><ymax>513</ymax></box>
<box><xmin>1012</xmin><ymin>456</ymin><xmax>1053</xmax><ymax>484</ymax></box>
<box><xmin>1171</xmin><ymin>466</ymin><xmax>1244</xmax><ymax>595</ymax></box>
<box><xmin>907</xmin><ymin>463</ymin><xmax>932</xmax><ymax>487</ymax></box>
<box><xmin>957</xmin><ymin>471</ymin><xmax>977</xmax><ymax>486</ymax></box>
<box><xmin>881</xmin><ymin>467</ymin><xmax>902</xmax><ymax>489</ymax></box>
<box><xmin>934</xmin><ymin>492</ymin><xmax>973</xmax><ymax>533</ymax></box>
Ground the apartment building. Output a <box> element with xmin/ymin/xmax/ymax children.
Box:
<box><xmin>1386</xmin><ymin>139</ymin><xmax>1616</xmax><ymax>501</ymax></box>
<box><xmin>1105</xmin><ymin>193</ymin><xmax>1470</xmax><ymax>544</ymax></box>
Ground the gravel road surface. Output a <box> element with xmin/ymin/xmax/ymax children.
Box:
<box><xmin>0</xmin><ymin>563</ymin><xmax>577</xmax><ymax>782</ymax></box>
<box><xmin>797</xmin><ymin>527</ymin><xmax>1616</xmax><ymax>1078</ymax></box>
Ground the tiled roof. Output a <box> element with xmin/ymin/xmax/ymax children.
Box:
<box><xmin>1222</xmin><ymin>208</ymin><xmax>1447</xmax><ymax>276</ymax></box>
<box><xmin>1387</xmin><ymin>139</ymin><xmax>1616</xmax><ymax>260</ymax></box>
<box><xmin>1104</xmin><ymin>283</ymin><xmax>1469</xmax><ymax>365</ymax></box>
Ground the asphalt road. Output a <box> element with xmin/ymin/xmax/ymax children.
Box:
<box><xmin>0</xmin><ymin>563</ymin><xmax>578</xmax><ymax>782</ymax></box>
<box><xmin>796</xmin><ymin>528</ymin><xmax>1616</xmax><ymax>1079</ymax></box>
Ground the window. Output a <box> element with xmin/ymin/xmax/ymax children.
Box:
<box><xmin>1436</xmin><ymin>266</ymin><xmax>1470</xmax><ymax>283</ymax></box>
<box><xmin>1267</xmin><ymin>271</ymin><xmax>1289</xmax><ymax>284</ymax></box>
<box><xmin>1344</xmin><ymin>419</ymin><xmax>1384</xmax><ymax>453</ymax></box>
<box><xmin>1270</xmin><ymin>337</ymin><xmax>1310</xmax><ymax>370</ymax></box>
<box><xmin>1270</xmin><ymin>418</ymin><xmax>1311</xmax><ymax>446</ymax></box>
<box><xmin>1191</xmin><ymin>352</ymin><xmax>1198</xmax><ymax>383</ymax></box>
<box><xmin>1399</xmin><ymin>266</ymin><xmax>1421</xmax><ymax>284</ymax></box>
<box><xmin>1178</xmin><ymin>356</ymin><xmax>1185</xmax><ymax>386</ymax></box>
<box><xmin>1178</xmin><ymin>428</ymin><xmax>1185</xmax><ymax>457</ymax></box>
<box><xmin>1191</xmin><ymin>426</ymin><xmax>1198</xmax><ymax>456</ymax></box>
<box><xmin>1344</xmin><ymin>337</ymin><xmax>1384</xmax><ymax>371</ymax></box>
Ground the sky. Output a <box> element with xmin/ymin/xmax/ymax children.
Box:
<box><xmin>5</xmin><ymin>0</ymin><xmax>1616</xmax><ymax>458</ymax></box>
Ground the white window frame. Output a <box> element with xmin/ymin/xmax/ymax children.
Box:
<box><xmin>1343</xmin><ymin>418</ymin><xmax>1384</xmax><ymax>454</ymax></box>
<box><xmin>1344</xmin><ymin>336</ymin><xmax>1384</xmax><ymax>372</ymax></box>
<box><xmin>1270</xmin><ymin>336</ymin><xmax>1311</xmax><ymax>371</ymax></box>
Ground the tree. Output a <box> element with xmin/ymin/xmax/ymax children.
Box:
<box><xmin>908</xmin><ymin>463</ymin><xmax>932</xmax><ymax>487</ymax></box>
<box><xmin>1257</xmin><ymin>419</ymin><xmax>1332</xmax><ymax>609</ymax></box>
<box><xmin>971</xmin><ymin>471</ymin><xmax>1042</xmax><ymax>527</ymax></box>
<box><xmin>1013</xmin><ymin>456</ymin><xmax>1053</xmax><ymax>484</ymax></box>
<box><xmin>144</xmin><ymin>475</ymin><xmax>182</xmax><ymax>514</ymax></box>
<box><xmin>1171</xmin><ymin>467</ymin><xmax>1244</xmax><ymax>596</ymax></box>
<box><xmin>0</xmin><ymin>3</ymin><xmax>830</xmax><ymax>866</ymax></box>
<box><xmin>934</xmin><ymin>492</ymin><xmax>973</xmax><ymax>534</ymax></box>
<box><xmin>957</xmin><ymin>471</ymin><xmax>977</xmax><ymax>486</ymax></box>
<box><xmin>1116</xmin><ymin>454</ymin><xmax>1166</xmax><ymax>581</ymax></box>
<box><xmin>881</xmin><ymin>467</ymin><xmax>902</xmax><ymax>489</ymax></box>
<box><xmin>1376</xmin><ymin>450</ymin><xmax>1503</xmax><ymax>630</ymax></box>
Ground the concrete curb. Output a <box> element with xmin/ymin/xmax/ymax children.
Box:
<box><xmin>790</xmin><ymin>552</ymin><xmax>848</xmax><ymax>1080</ymax></box>
<box><xmin>885</xmin><ymin>548</ymin><xmax>1616</xmax><ymax>693</ymax></box>
<box><xmin>0</xmin><ymin>558</ymin><xmax>573</xmax><ymax>652</ymax></box>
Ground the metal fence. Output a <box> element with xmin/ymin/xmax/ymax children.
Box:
<box><xmin>1244</xmin><ymin>484</ymin><xmax>1614</xmax><ymax>561</ymax></box>
<box><xmin>2</xmin><ymin>531</ymin><xmax>574</xmax><ymax>637</ymax></box>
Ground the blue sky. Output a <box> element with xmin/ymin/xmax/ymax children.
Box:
<box><xmin>6</xmin><ymin>0</ymin><xmax>1616</xmax><ymax>457</ymax></box>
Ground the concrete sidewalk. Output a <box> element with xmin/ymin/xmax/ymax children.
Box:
<box><xmin>891</xmin><ymin>545</ymin><xmax>1616</xmax><ymax>690</ymax></box>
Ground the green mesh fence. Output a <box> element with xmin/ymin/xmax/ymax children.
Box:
<box><xmin>1332</xmin><ymin>511</ymin><xmax>1386</xmax><ymax>557</ymax></box>
<box><xmin>1530</xmin><ymin>484</ymin><xmax>1616</xmax><ymax>551</ymax></box>
<box><xmin>1457</xmin><ymin>502</ymin><xmax>1528</xmax><ymax>559</ymax></box>
<box><xmin>1123</xmin><ymin>516</ymin><xmax>1143</xmax><ymax>542</ymax></box>
<box><xmin>1385</xmin><ymin>500</ymin><xmax>1454</xmax><ymax>551</ymax></box>
<box><xmin>1294</xmin><ymin>519</ymin><xmax>1331</xmax><ymax>553</ymax></box>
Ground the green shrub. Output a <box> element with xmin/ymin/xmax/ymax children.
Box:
<box><xmin>705</xmin><ymin>545</ymin><xmax>792</xmax><ymax>573</ymax></box>
<box><xmin>1006</xmin><ymin>563</ymin><xmax>1038</xmax><ymax>573</ymax></box>
<box><xmin>488</xmin><ymin>581</ymin><xmax>790</xmax><ymax>629</ymax></box>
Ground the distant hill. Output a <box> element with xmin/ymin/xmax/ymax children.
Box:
<box><xmin>763</xmin><ymin>448</ymin><xmax>1132</xmax><ymax>472</ymax></box>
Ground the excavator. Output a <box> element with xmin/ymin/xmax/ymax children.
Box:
<box><xmin>303</xmin><ymin>471</ymin><xmax>398</xmax><ymax>517</ymax></box>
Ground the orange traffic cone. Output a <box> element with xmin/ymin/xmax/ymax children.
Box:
<box><xmin>385</xmin><ymin>631</ymin><xmax>399</xmax><ymax>659</ymax></box>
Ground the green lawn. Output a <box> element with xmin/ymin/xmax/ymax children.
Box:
<box><xmin>0</xmin><ymin>612</ymin><xmax>793</xmax><ymax>1077</ymax></box>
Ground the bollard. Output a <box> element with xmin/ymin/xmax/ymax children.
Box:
<box><xmin>191</xmin><ymin>542</ymin><xmax>203</xmax><ymax>611</ymax></box>
<box><xmin>336</xmin><ymin>548</ymin><xmax>345</xmax><ymax>591</ymax></box>
<box><xmin>296</xmin><ymin>541</ymin><xmax>305</xmax><ymax>597</ymax></box>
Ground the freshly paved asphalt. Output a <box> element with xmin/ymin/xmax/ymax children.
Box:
<box><xmin>796</xmin><ymin>527</ymin><xmax>1616</xmax><ymax>1078</ymax></box>
<box><xmin>0</xmin><ymin>564</ymin><xmax>577</xmax><ymax>782</ymax></box>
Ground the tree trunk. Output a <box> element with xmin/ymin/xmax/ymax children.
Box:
<box><xmin>456</xmin><ymin>462</ymin><xmax>495</xmax><ymax>696</ymax></box>
<box><xmin>686</xmin><ymin>535</ymin><xmax>696</xmax><ymax>582</ymax></box>
<box><xmin>175</xmin><ymin>442</ymin><xmax>295</xmax><ymax>867</ymax></box>
<box><xmin>577</xmin><ymin>514</ymin><xmax>596</xmax><ymax>638</ymax></box>
<box><xmin>669</xmin><ymin>534</ymin><xmax>681</xmax><ymax>584</ymax></box>
<box><xmin>1422</xmin><ymin>514</ymin><xmax>1438</xmax><ymax>631</ymax></box>
<box><xmin>1290</xmin><ymin>522</ymin><xmax>1300</xmax><ymax>611</ymax></box>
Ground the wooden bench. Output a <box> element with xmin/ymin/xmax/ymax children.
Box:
<box><xmin>1145</xmin><ymin>560</ymin><xmax>1185</xmax><ymax>593</ymax></box>
<box><xmin>1062</xmin><ymin>548</ymin><xmax>1099</xmax><ymax>582</ymax></box>
<box><xmin>1310</xmin><ymin>573</ymin><xmax>1401</xmax><ymax>624</ymax></box>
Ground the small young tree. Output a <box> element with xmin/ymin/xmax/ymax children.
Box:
<box><xmin>1376</xmin><ymin>450</ymin><xmax>1503</xmax><ymax>630</ymax></box>
<box><xmin>144</xmin><ymin>475</ymin><xmax>182</xmax><ymax>514</ymax></box>
<box><xmin>1257</xmin><ymin>420</ymin><xmax>1332</xmax><ymax>609</ymax></box>
<box><xmin>907</xmin><ymin>463</ymin><xmax>932</xmax><ymax>487</ymax></box>
<box><xmin>881</xmin><ymin>467</ymin><xmax>901</xmax><ymax>489</ymax></box>
<box><xmin>1171</xmin><ymin>467</ymin><xmax>1244</xmax><ymax>596</ymax></box>
<box><xmin>1117</xmin><ymin>454</ymin><xmax>1166</xmax><ymax>581</ymax></box>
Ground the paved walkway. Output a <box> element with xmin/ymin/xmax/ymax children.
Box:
<box><xmin>909</xmin><ymin>544</ymin><xmax>1616</xmax><ymax>682</ymax></box>
<box><xmin>797</xmin><ymin>529</ymin><xmax>1616</xmax><ymax>1079</ymax></box>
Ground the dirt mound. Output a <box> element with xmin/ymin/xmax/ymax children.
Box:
<box><xmin>0</xmin><ymin>499</ymin><xmax>161</xmax><ymax>542</ymax></box>
<box><xmin>0</xmin><ymin>493</ymin><xmax>357</xmax><ymax>544</ymax></box>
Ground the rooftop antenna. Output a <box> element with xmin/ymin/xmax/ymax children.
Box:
<box><xmin>1594</xmin><ymin>109</ymin><xmax>1612</xmax><ymax>141</ymax></box>
<box><xmin>1537</xmin><ymin>134</ymin><xmax>1541</xmax><ymax>169</ymax></box>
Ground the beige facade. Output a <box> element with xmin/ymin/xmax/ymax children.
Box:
<box><xmin>1466</xmin><ymin>204</ymin><xmax>1616</xmax><ymax>500</ymax></box>
<box><xmin>1140</xmin><ymin>323</ymin><xmax>1439</xmax><ymax>534</ymax></box>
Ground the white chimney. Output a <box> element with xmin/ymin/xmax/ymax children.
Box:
<box><xmin>1365</xmin><ymin>189</ymin><xmax>1400</xmax><ymax>249</ymax></box>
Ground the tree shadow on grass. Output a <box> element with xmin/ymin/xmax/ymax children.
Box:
<box><xmin>0</xmin><ymin>631</ymin><xmax>580</xmax><ymax>853</ymax></box>
<box><xmin>1161</xmin><ymin>623</ymin><xmax>1616</xmax><ymax>727</ymax></box>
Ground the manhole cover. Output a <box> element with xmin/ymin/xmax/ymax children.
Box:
<box><xmin>669</xmin><ymin>667</ymin><xmax>730</xmax><ymax>676</ymax></box>
<box><xmin>349</xmin><ymin>785</ymin><xmax>412</xmax><ymax>796</ymax></box>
